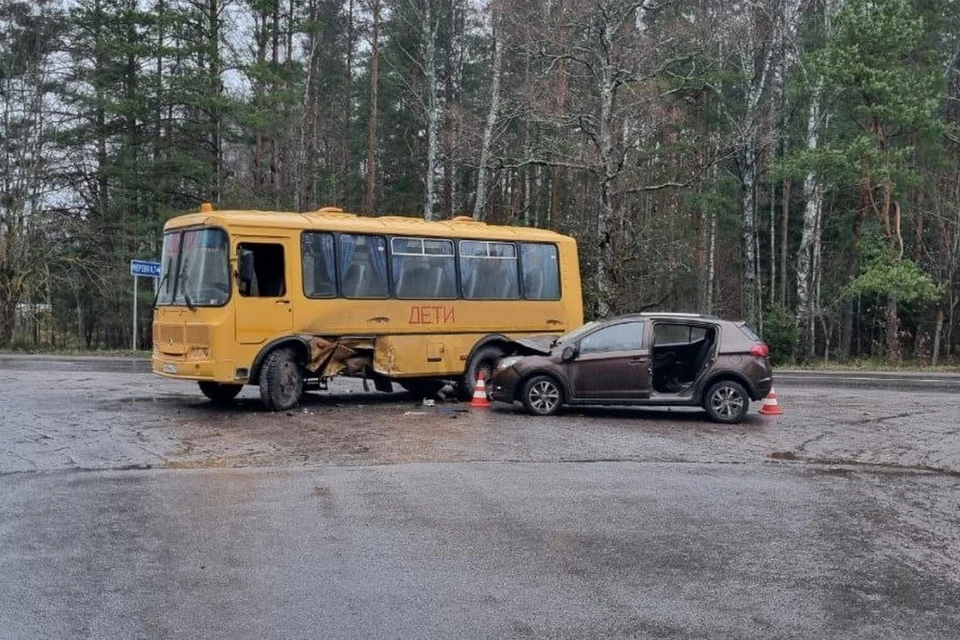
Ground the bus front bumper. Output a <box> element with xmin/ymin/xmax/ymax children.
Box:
<box><xmin>152</xmin><ymin>355</ymin><xmax>240</xmax><ymax>383</ymax></box>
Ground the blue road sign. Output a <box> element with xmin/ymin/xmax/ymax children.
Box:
<box><xmin>130</xmin><ymin>260</ymin><xmax>161</xmax><ymax>278</ymax></box>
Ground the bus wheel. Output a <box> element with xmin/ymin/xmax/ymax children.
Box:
<box><xmin>259</xmin><ymin>348</ymin><xmax>304</xmax><ymax>411</ymax></box>
<box><xmin>458</xmin><ymin>345</ymin><xmax>504</xmax><ymax>401</ymax></box>
<box><xmin>198</xmin><ymin>381</ymin><xmax>243</xmax><ymax>404</ymax></box>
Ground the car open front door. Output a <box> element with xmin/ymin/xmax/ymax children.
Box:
<box><xmin>567</xmin><ymin>320</ymin><xmax>650</xmax><ymax>400</ymax></box>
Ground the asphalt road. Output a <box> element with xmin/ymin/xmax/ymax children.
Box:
<box><xmin>1</xmin><ymin>357</ymin><xmax>959</xmax><ymax>639</ymax></box>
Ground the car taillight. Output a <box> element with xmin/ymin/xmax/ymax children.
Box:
<box><xmin>750</xmin><ymin>342</ymin><xmax>770</xmax><ymax>358</ymax></box>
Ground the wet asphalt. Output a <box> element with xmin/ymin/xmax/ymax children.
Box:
<box><xmin>1</xmin><ymin>356</ymin><xmax>959</xmax><ymax>639</ymax></box>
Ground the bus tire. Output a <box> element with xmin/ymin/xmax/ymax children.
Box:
<box><xmin>458</xmin><ymin>345</ymin><xmax>504</xmax><ymax>401</ymax></box>
<box><xmin>198</xmin><ymin>381</ymin><xmax>243</xmax><ymax>404</ymax></box>
<box><xmin>259</xmin><ymin>348</ymin><xmax>304</xmax><ymax>411</ymax></box>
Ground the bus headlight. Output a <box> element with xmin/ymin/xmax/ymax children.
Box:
<box><xmin>496</xmin><ymin>356</ymin><xmax>523</xmax><ymax>372</ymax></box>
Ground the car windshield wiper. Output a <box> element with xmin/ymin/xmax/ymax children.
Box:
<box><xmin>178</xmin><ymin>260</ymin><xmax>196</xmax><ymax>311</ymax></box>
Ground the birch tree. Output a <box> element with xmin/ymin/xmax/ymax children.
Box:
<box><xmin>794</xmin><ymin>77</ymin><xmax>824</xmax><ymax>359</ymax></box>
<box><xmin>472</xmin><ymin>0</ymin><xmax>505</xmax><ymax>219</ymax></box>
<box><xmin>730</xmin><ymin>0</ymin><xmax>779</xmax><ymax>326</ymax></box>
<box><xmin>419</xmin><ymin>0</ymin><xmax>442</xmax><ymax>219</ymax></box>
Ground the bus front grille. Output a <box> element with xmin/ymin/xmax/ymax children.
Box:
<box><xmin>185</xmin><ymin>325</ymin><xmax>211</xmax><ymax>347</ymax></box>
<box><xmin>154</xmin><ymin>323</ymin><xmax>187</xmax><ymax>355</ymax></box>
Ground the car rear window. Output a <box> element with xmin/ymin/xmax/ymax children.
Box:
<box><xmin>738</xmin><ymin>323</ymin><xmax>761</xmax><ymax>341</ymax></box>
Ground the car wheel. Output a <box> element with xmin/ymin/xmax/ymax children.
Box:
<box><xmin>198</xmin><ymin>381</ymin><xmax>243</xmax><ymax>404</ymax></box>
<box><xmin>703</xmin><ymin>380</ymin><xmax>749</xmax><ymax>424</ymax></box>
<box><xmin>521</xmin><ymin>375</ymin><xmax>564</xmax><ymax>416</ymax></box>
<box><xmin>458</xmin><ymin>345</ymin><xmax>504</xmax><ymax>401</ymax></box>
<box><xmin>259</xmin><ymin>348</ymin><xmax>304</xmax><ymax>411</ymax></box>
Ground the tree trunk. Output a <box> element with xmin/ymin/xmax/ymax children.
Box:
<box><xmin>302</xmin><ymin>0</ymin><xmax>321</xmax><ymax>210</ymax></box>
<box><xmin>342</xmin><ymin>0</ymin><xmax>354</xmax><ymax>207</ymax></box>
<box><xmin>208</xmin><ymin>0</ymin><xmax>222</xmax><ymax>202</ymax></box>
<box><xmin>594</xmin><ymin>17</ymin><xmax>618</xmax><ymax>318</ymax></box>
<box><xmin>362</xmin><ymin>0</ymin><xmax>381</xmax><ymax>215</ymax></box>
<box><xmin>932</xmin><ymin>305</ymin><xmax>943</xmax><ymax>366</ymax></box>
<box><xmin>775</xmin><ymin>0</ymin><xmax>800</xmax><ymax>306</ymax></box>
<box><xmin>741</xmin><ymin>142</ymin><xmax>758</xmax><ymax>323</ymax></box>
<box><xmin>421</xmin><ymin>0</ymin><xmax>441</xmax><ymax>220</ymax></box>
<box><xmin>473</xmin><ymin>9</ymin><xmax>503</xmax><ymax>220</ymax></box>
<box><xmin>738</xmin><ymin>0</ymin><xmax>779</xmax><ymax>326</ymax></box>
<box><xmin>886</xmin><ymin>295</ymin><xmax>901</xmax><ymax>362</ymax></box>
<box><xmin>0</xmin><ymin>296</ymin><xmax>15</xmax><ymax>348</ymax></box>
<box><xmin>547</xmin><ymin>0</ymin><xmax>567</xmax><ymax>229</ymax></box>
<box><xmin>780</xmin><ymin>175</ymin><xmax>790</xmax><ymax>303</ymax></box>
<box><xmin>706</xmin><ymin>209</ymin><xmax>718</xmax><ymax>314</ymax></box>
<box><xmin>796</xmin><ymin>80</ymin><xmax>823</xmax><ymax>360</ymax></box>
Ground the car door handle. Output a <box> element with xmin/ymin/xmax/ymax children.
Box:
<box><xmin>628</xmin><ymin>359</ymin><xmax>644</xmax><ymax>365</ymax></box>
<box><xmin>276</xmin><ymin>299</ymin><xmax>290</xmax><ymax>305</ymax></box>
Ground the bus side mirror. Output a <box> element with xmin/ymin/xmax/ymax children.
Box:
<box><xmin>238</xmin><ymin>250</ymin><xmax>255</xmax><ymax>287</ymax></box>
<box><xmin>561</xmin><ymin>346</ymin><xmax>578</xmax><ymax>362</ymax></box>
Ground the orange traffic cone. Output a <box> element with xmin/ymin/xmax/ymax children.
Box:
<box><xmin>758</xmin><ymin>387</ymin><xmax>783</xmax><ymax>416</ymax></box>
<box><xmin>470</xmin><ymin>371</ymin><xmax>491</xmax><ymax>409</ymax></box>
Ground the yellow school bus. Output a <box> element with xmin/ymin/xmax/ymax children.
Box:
<box><xmin>152</xmin><ymin>206</ymin><xmax>583</xmax><ymax>410</ymax></box>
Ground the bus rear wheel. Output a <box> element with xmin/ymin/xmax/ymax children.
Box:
<box><xmin>458</xmin><ymin>345</ymin><xmax>504</xmax><ymax>401</ymax></box>
<box><xmin>198</xmin><ymin>381</ymin><xmax>243</xmax><ymax>404</ymax></box>
<box><xmin>259</xmin><ymin>348</ymin><xmax>304</xmax><ymax>411</ymax></box>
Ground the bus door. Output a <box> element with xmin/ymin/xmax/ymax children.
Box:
<box><xmin>234</xmin><ymin>238</ymin><xmax>293</xmax><ymax>344</ymax></box>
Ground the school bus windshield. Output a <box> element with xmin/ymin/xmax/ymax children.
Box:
<box><xmin>156</xmin><ymin>228</ymin><xmax>230</xmax><ymax>307</ymax></box>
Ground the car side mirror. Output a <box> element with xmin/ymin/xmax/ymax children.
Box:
<box><xmin>238</xmin><ymin>249</ymin><xmax>255</xmax><ymax>286</ymax></box>
<box><xmin>561</xmin><ymin>346</ymin><xmax>578</xmax><ymax>362</ymax></box>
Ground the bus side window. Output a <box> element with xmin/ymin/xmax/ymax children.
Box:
<box><xmin>520</xmin><ymin>243</ymin><xmax>560</xmax><ymax>300</ymax></box>
<box><xmin>460</xmin><ymin>241</ymin><xmax>519</xmax><ymax>299</ymax></box>
<box><xmin>391</xmin><ymin>237</ymin><xmax>456</xmax><ymax>299</ymax></box>
<box><xmin>302</xmin><ymin>232</ymin><xmax>336</xmax><ymax>298</ymax></box>
<box><xmin>238</xmin><ymin>243</ymin><xmax>285</xmax><ymax>297</ymax></box>
<box><xmin>339</xmin><ymin>234</ymin><xmax>388</xmax><ymax>298</ymax></box>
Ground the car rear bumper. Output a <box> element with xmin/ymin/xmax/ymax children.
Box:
<box><xmin>753</xmin><ymin>375</ymin><xmax>773</xmax><ymax>400</ymax></box>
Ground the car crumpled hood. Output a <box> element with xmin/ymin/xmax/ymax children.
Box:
<box><xmin>510</xmin><ymin>336</ymin><xmax>555</xmax><ymax>355</ymax></box>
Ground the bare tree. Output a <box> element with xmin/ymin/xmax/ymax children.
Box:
<box><xmin>420</xmin><ymin>0</ymin><xmax>442</xmax><ymax>219</ymax></box>
<box><xmin>0</xmin><ymin>1</ymin><xmax>64</xmax><ymax>346</ymax></box>
<box><xmin>363</xmin><ymin>0</ymin><xmax>382</xmax><ymax>214</ymax></box>
<box><xmin>473</xmin><ymin>0</ymin><xmax>505</xmax><ymax>219</ymax></box>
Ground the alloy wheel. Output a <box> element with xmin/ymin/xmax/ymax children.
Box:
<box><xmin>528</xmin><ymin>379</ymin><xmax>561</xmax><ymax>414</ymax></box>
<box><xmin>710</xmin><ymin>385</ymin><xmax>744</xmax><ymax>419</ymax></box>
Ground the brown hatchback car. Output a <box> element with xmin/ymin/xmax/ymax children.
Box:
<box><xmin>491</xmin><ymin>313</ymin><xmax>773</xmax><ymax>423</ymax></box>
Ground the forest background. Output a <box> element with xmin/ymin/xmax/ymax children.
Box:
<box><xmin>2</xmin><ymin>0</ymin><xmax>959</xmax><ymax>365</ymax></box>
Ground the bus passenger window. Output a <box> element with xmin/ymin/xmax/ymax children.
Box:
<box><xmin>460</xmin><ymin>241</ymin><xmax>519</xmax><ymax>299</ymax></box>
<box><xmin>391</xmin><ymin>237</ymin><xmax>456</xmax><ymax>299</ymax></box>
<box><xmin>520</xmin><ymin>243</ymin><xmax>560</xmax><ymax>300</ymax></box>
<box><xmin>238</xmin><ymin>243</ymin><xmax>286</xmax><ymax>297</ymax></box>
<box><xmin>301</xmin><ymin>232</ymin><xmax>336</xmax><ymax>298</ymax></box>
<box><xmin>339</xmin><ymin>234</ymin><xmax>388</xmax><ymax>298</ymax></box>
